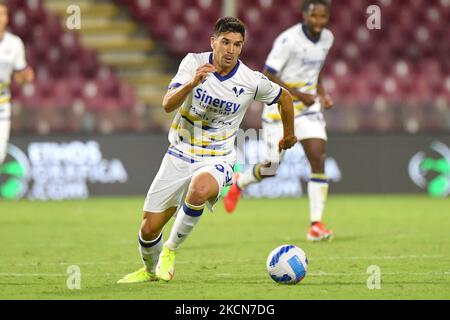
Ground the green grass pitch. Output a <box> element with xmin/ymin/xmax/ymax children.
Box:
<box><xmin>0</xmin><ymin>195</ymin><xmax>449</xmax><ymax>300</ymax></box>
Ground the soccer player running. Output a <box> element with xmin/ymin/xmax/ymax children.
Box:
<box><xmin>224</xmin><ymin>0</ymin><xmax>335</xmax><ymax>242</ymax></box>
<box><xmin>0</xmin><ymin>1</ymin><xmax>34</xmax><ymax>165</ymax></box>
<box><xmin>118</xmin><ymin>17</ymin><xmax>297</xmax><ymax>283</ymax></box>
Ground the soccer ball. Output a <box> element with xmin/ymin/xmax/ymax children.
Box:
<box><xmin>266</xmin><ymin>244</ymin><xmax>308</xmax><ymax>285</ymax></box>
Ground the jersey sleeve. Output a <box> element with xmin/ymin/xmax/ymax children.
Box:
<box><xmin>13</xmin><ymin>38</ymin><xmax>27</xmax><ymax>71</ymax></box>
<box><xmin>168</xmin><ymin>53</ymin><xmax>196</xmax><ymax>89</ymax></box>
<box><xmin>328</xmin><ymin>30</ymin><xmax>335</xmax><ymax>49</ymax></box>
<box><xmin>254</xmin><ymin>72</ymin><xmax>283</xmax><ymax>105</ymax></box>
<box><xmin>264</xmin><ymin>33</ymin><xmax>291</xmax><ymax>75</ymax></box>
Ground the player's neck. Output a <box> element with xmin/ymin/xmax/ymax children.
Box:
<box><xmin>302</xmin><ymin>24</ymin><xmax>321</xmax><ymax>42</ymax></box>
<box><xmin>215</xmin><ymin>64</ymin><xmax>235</xmax><ymax>76</ymax></box>
<box><xmin>0</xmin><ymin>30</ymin><xmax>5</xmax><ymax>41</ymax></box>
<box><xmin>211</xmin><ymin>54</ymin><xmax>237</xmax><ymax>76</ymax></box>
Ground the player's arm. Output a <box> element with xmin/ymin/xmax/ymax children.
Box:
<box><xmin>263</xmin><ymin>68</ymin><xmax>316</xmax><ymax>107</ymax></box>
<box><xmin>317</xmin><ymin>71</ymin><xmax>333</xmax><ymax>110</ymax></box>
<box><xmin>13</xmin><ymin>66</ymin><xmax>34</xmax><ymax>86</ymax></box>
<box><xmin>162</xmin><ymin>63</ymin><xmax>216</xmax><ymax>113</ymax></box>
<box><xmin>277</xmin><ymin>88</ymin><xmax>297</xmax><ymax>151</ymax></box>
<box><xmin>12</xmin><ymin>38</ymin><xmax>34</xmax><ymax>86</ymax></box>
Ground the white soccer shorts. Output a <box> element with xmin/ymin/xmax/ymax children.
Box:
<box><xmin>143</xmin><ymin>150</ymin><xmax>234</xmax><ymax>213</ymax></box>
<box><xmin>0</xmin><ymin>102</ymin><xmax>11</xmax><ymax>164</ymax></box>
<box><xmin>262</xmin><ymin>111</ymin><xmax>327</xmax><ymax>163</ymax></box>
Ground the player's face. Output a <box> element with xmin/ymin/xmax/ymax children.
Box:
<box><xmin>303</xmin><ymin>4</ymin><xmax>329</xmax><ymax>35</ymax></box>
<box><xmin>211</xmin><ymin>32</ymin><xmax>244</xmax><ymax>70</ymax></box>
<box><xmin>0</xmin><ymin>5</ymin><xmax>8</xmax><ymax>32</ymax></box>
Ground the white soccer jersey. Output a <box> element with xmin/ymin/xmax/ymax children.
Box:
<box><xmin>0</xmin><ymin>32</ymin><xmax>27</xmax><ymax>104</ymax></box>
<box><xmin>262</xmin><ymin>23</ymin><xmax>334</xmax><ymax>123</ymax></box>
<box><xmin>167</xmin><ymin>52</ymin><xmax>282</xmax><ymax>164</ymax></box>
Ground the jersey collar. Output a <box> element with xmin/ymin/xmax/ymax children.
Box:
<box><xmin>301</xmin><ymin>24</ymin><xmax>322</xmax><ymax>44</ymax></box>
<box><xmin>209</xmin><ymin>53</ymin><xmax>240</xmax><ymax>82</ymax></box>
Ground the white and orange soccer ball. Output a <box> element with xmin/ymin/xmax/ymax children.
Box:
<box><xmin>266</xmin><ymin>245</ymin><xmax>308</xmax><ymax>285</ymax></box>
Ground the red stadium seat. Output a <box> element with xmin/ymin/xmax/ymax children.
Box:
<box><xmin>5</xmin><ymin>0</ymin><xmax>449</xmax><ymax>133</ymax></box>
<box><xmin>3</xmin><ymin>0</ymin><xmax>138</xmax><ymax>133</ymax></box>
<box><xmin>119</xmin><ymin>83</ymin><xmax>137</xmax><ymax>110</ymax></box>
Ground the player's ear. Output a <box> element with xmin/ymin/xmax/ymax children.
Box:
<box><xmin>210</xmin><ymin>37</ymin><xmax>215</xmax><ymax>50</ymax></box>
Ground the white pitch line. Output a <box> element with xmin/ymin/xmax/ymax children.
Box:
<box><xmin>309</xmin><ymin>271</ymin><xmax>450</xmax><ymax>276</ymax></box>
<box><xmin>0</xmin><ymin>271</ymin><xmax>448</xmax><ymax>278</ymax></box>
<box><xmin>0</xmin><ymin>273</ymin><xmax>123</xmax><ymax>277</ymax></box>
<box><xmin>215</xmin><ymin>271</ymin><xmax>450</xmax><ymax>277</ymax></box>
<box><xmin>8</xmin><ymin>255</ymin><xmax>446</xmax><ymax>267</ymax></box>
<box><xmin>310</xmin><ymin>255</ymin><xmax>445</xmax><ymax>261</ymax></box>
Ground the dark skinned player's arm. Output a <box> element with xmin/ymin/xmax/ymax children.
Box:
<box><xmin>316</xmin><ymin>68</ymin><xmax>334</xmax><ymax>109</ymax></box>
<box><xmin>263</xmin><ymin>69</ymin><xmax>296</xmax><ymax>98</ymax></box>
<box><xmin>317</xmin><ymin>71</ymin><xmax>325</xmax><ymax>97</ymax></box>
<box><xmin>263</xmin><ymin>68</ymin><xmax>315</xmax><ymax>106</ymax></box>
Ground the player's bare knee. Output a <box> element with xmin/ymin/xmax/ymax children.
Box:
<box><xmin>187</xmin><ymin>183</ymin><xmax>211</xmax><ymax>204</ymax></box>
<box><xmin>140</xmin><ymin>220</ymin><xmax>161</xmax><ymax>240</ymax></box>
<box><xmin>187</xmin><ymin>173</ymin><xmax>218</xmax><ymax>204</ymax></box>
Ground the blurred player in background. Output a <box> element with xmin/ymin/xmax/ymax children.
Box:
<box><xmin>0</xmin><ymin>0</ymin><xmax>34</xmax><ymax>165</ymax></box>
<box><xmin>118</xmin><ymin>17</ymin><xmax>297</xmax><ymax>283</ymax></box>
<box><xmin>224</xmin><ymin>0</ymin><xmax>335</xmax><ymax>241</ymax></box>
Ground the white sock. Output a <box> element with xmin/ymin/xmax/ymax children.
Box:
<box><xmin>165</xmin><ymin>202</ymin><xmax>204</xmax><ymax>251</ymax></box>
<box><xmin>138</xmin><ymin>231</ymin><xmax>163</xmax><ymax>273</ymax></box>
<box><xmin>308</xmin><ymin>174</ymin><xmax>329</xmax><ymax>223</ymax></box>
<box><xmin>237</xmin><ymin>164</ymin><xmax>262</xmax><ymax>190</ymax></box>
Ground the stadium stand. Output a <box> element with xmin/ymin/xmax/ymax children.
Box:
<box><xmin>6</xmin><ymin>0</ymin><xmax>450</xmax><ymax>133</ymax></box>
<box><xmin>120</xmin><ymin>0</ymin><xmax>450</xmax><ymax>132</ymax></box>
<box><xmin>7</xmin><ymin>0</ymin><xmax>144</xmax><ymax>133</ymax></box>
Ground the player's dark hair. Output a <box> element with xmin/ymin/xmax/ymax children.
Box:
<box><xmin>0</xmin><ymin>0</ymin><xmax>7</xmax><ymax>8</ymax></box>
<box><xmin>302</xmin><ymin>0</ymin><xmax>331</xmax><ymax>12</ymax></box>
<box><xmin>214</xmin><ymin>17</ymin><xmax>246</xmax><ymax>39</ymax></box>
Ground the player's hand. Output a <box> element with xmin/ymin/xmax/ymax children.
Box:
<box><xmin>23</xmin><ymin>67</ymin><xmax>35</xmax><ymax>82</ymax></box>
<box><xmin>278</xmin><ymin>135</ymin><xmax>298</xmax><ymax>152</ymax></box>
<box><xmin>13</xmin><ymin>66</ymin><xmax>35</xmax><ymax>85</ymax></box>
<box><xmin>320</xmin><ymin>94</ymin><xmax>333</xmax><ymax>110</ymax></box>
<box><xmin>190</xmin><ymin>64</ymin><xmax>216</xmax><ymax>87</ymax></box>
<box><xmin>292</xmin><ymin>91</ymin><xmax>316</xmax><ymax>107</ymax></box>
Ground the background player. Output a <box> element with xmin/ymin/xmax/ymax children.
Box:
<box><xmin>118</xmin><ymin>17</ymin><xmax>297</xmax><ymax>283</ymax></box>
<box><xmin>0</xmin><ymin>0</ymin><xmax>34</xmax><ymax>165</ymax></box>
<box><xmin>224</xmin><ymin>0</ymin><xmax>335</xmax><ymax>242</ymax></box>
